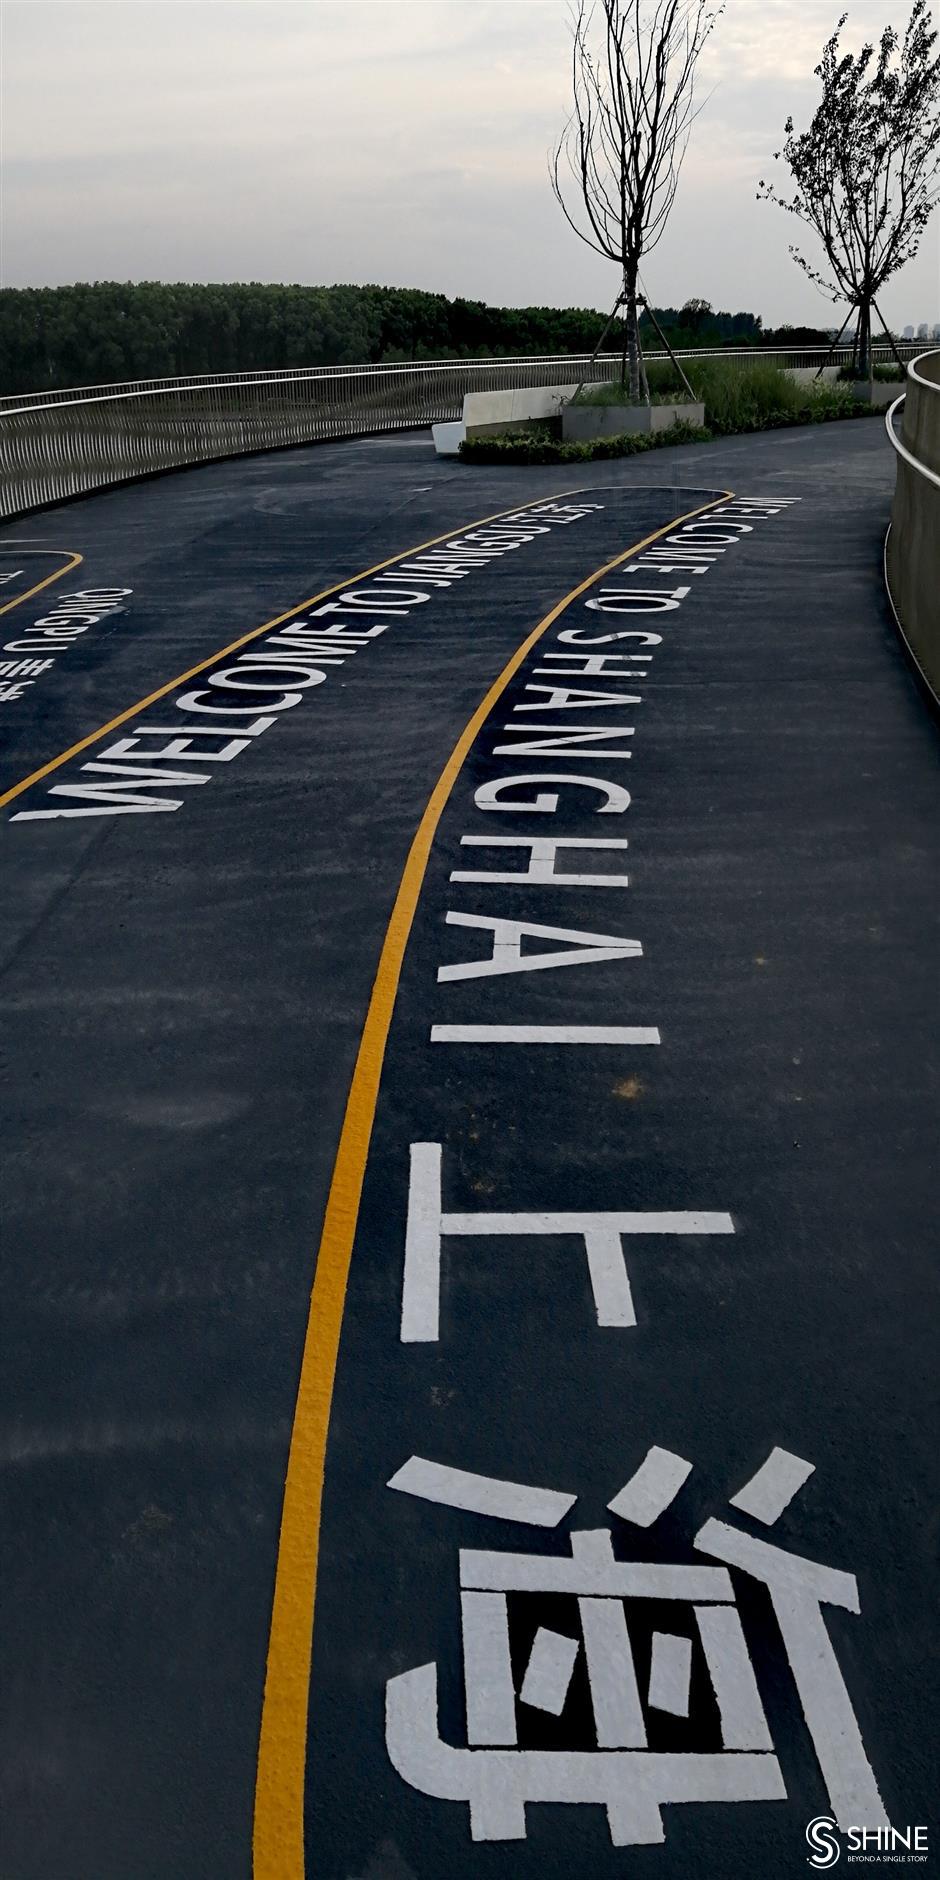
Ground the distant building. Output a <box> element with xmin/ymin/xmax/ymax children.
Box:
<box><xmin>917</xmin><ymin>323</ymin><xmax>929</xmax><ymax>339</ymax></box>
<box><xmin>932</xmin><ymin>324</ymin><xmax>940</xmax><ymax>343</ymax></box>
<box><xmin>902</xmin><ymin>325</ymin><xmax>915</xmax><ymax>339</ymax></box>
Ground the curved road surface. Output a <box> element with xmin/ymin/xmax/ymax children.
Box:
<box><xmin>1</xmin><ymin>422</ymin><xmax>937</xmax><ymax>1880</ymax></box>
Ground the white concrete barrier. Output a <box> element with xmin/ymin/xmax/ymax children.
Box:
<box><xmin>463</xmin><ymin>383</ymin><xmax>580</xmax><ymax>439</ymax></box>
<box><xmin>432</xmin><ymin>421</ymin><xmax>466</xmax><ymax>457</ymax></box>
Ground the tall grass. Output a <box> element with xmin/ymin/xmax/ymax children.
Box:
<box><xmin>577</xmin><ymin>358</ymin><xmax>856</xmax><ymax>431</ymax></box>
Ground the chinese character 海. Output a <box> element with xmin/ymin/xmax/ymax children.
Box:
<box><xmin>385</xmin><ymin>1446</ymin><xmax>888</xmax><ymax>1845</ymax></box>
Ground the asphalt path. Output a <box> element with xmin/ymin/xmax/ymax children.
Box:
<box><xmin>1</xmin><ymin>421</ymin><xmax>937</xmax><ymax>1880</ymax></box>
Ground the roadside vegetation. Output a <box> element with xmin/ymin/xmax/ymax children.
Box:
<box><xmin>661</xmin><ymin>356</ymin><xmax>857</xmax><ymax>429</ymax></box>
<box><xmin>460</xmin><ymin>362</ymin><xmax>880</xmax><ymax>465</ymax></box>
<box><xmin>837</xmin><ymin>363</ymin><xmax>906</xmax><ymax>382</ymax></box>
<box><xmin>571</xmin><ymin>357</ymin><xmax>835</xmax><ymax>422</ymax></box>
<box><xmin>461</xmin><ymin>421</ymin><xmax>710</xmax><ymax>467</ymax></box>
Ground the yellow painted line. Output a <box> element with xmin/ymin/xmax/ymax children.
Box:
<box><xmin>0</xmin><ymin>550</ymin><xmax>83</xmax><ymax>619</ymax></box>
<box><xmin>252</xmin><ymin>489</ymin><xmax>733</xmax><ymax>1879</ymax></box>
<box><xmin>0</xmin><ymin>491</ymin><xmax>592</xmax><ymax>814</ymax></box>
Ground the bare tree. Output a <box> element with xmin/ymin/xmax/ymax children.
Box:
<box><xmin>551</xmin><ymin>0</ymin><xmax>722</xmax><ymax>402</ymax></box>
<box><xmin>759</xmin><ymin>3</ymin><xmax>940</xmax><ymax>380</ymax></box>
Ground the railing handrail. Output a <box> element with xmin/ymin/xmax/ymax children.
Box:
<box><xmin>885</xmin><ymin>349</ymin><xmax>940</xmax><ymax>702</ymax></box>
<box><xmin>906</xmin><ymin>347</ymin><xmax>940</xmax><ymax>394</ymax></box>
<box><xmin>884</xmin><ymin>352</ymin><xmax>940</xmax><ymax>494</ymax></box>
<box><xmin>0</xmin><ymin>343</ymin><xmax>919</xmax><ymax>418</ymax></box>
<box><xmin>0</xmin><ymin>342</ymin><xmax>921</xmax><ymax>526</ymax></box>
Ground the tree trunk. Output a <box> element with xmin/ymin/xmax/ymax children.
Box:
<box><xmin>623</xmin><ymin>267</ymin><xmax>645</xmax><ymax>404</ymax></box>
<box><xmin>639</xmin><ymin>332</ymin><xmax>650</xmax><ymax>404</ymax></box>
<box><xmin>857</xmin><ymin>297</ymin><xmax>872</xmax><ymax>383</ymax></box>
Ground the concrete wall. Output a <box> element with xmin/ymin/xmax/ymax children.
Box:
<box><xmin>464</xmin><ymin>382</ymin><xmax>708</xmax><ymax>442</ymax></box>
<box><xmin>463</xmin><ymin>384</ymin><xmax>579</xmax><ymax>439</ymax></box>
<box><xmin>562</xmin><ymin>401</ymin><xmax>705</xmax><ymax>441</ymax></box>
<box><xmin>886</xmin><ymin>352</ymin><xmax>940</xmax><ymax>702</ymax></box>
<box><xmin>786</xmin><ymin>366</ymin><xmax>840</xmax><ymax>385</ymax></box>
<box><xmin>785</xmin><ymin>367</ymin><xmax>900</xmax><ymax>404</ymax></box>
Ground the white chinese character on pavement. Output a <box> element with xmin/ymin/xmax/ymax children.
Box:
<box><xmin>0</xmin><ymin>658</ymin><xmax>54</xmax><ymax>678</ymax></box>
<box><xmin>385</xmin><ymin>1447</ymin><xmax>888</xmax><ymax>1845</ymax></box>
<box><xmin>0</xmin><ymin>681</ymin><xmax>32</xmax><ymax>702</ymax></box>
<box><xmin>401</xmin><ymin>1143</ymin><xmax>734</xmax><ymax>1341</ymax></box>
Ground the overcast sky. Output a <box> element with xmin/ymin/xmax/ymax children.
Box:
<box><xmin>2</xmin><ymin>0</ymin><xmax>938</xmax><ymax>328</ymax></box>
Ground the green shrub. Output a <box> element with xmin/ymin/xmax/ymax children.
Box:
<box><xmin>458</xmin><ymin>374</ymin><xmax>880</xmax><ymax>464</ymax></box>
<box><xmin>837</xmin><ymin>363</ymin><xmax>906</xmax><ymax>383</ymax></box>
<box><xmin>573</xmin><ymin>356</ymin><xmax>866</xmax><ymax>430</ymax></box>
<box><xmin>460</xmin><ymin>419</ymin><xmax>711</xmax><ymax>466</ymax></box>
<box><xmin>572</xmin><ymin>375</ymin><xmax>697</xmax><ymax>409</ymax></box>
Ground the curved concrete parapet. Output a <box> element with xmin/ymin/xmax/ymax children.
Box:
<box><xmin>886</xmin><ymin>351</ymin><xmax>940</xmax><ymax>704</ymax></box>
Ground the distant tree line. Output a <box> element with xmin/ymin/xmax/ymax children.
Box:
<box><xmin>0</xmin><ymin>281</ymin><xmax>832</xmax><ymax>397</ymax></box>
<box><xmin>639</xmin><ymin>298</ymin><xmax>832</xmax><ymax>349</ymax></box>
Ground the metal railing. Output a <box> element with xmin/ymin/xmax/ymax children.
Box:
<box><xmin>0</xmin><ymin>343</ymin><xmax>918</xmax><ymax>522</ymax></box>
<box><xmin>885</xmin><ymin>350</ymin><xmax>940</xmax><ymax>704</ymax></box>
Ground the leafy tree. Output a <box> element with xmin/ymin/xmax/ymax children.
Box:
<box><xmin>765</xmin><ymin>321</ymin><xmax>832</xmax><ymax>344</ymax></box>
<box><xmin>639</xmin><ymin>302</ymin><xmax>763</xmax><ymax>347</ymax></box>
<box><xmin>681</xmin><ymin>296</ymin><xmax>713</xmax><ymax>335</ymax></box>
<box><xmin>759</xmin><ymin>2</ymin><xmax>940</xmax><ymax>377</ymax></box>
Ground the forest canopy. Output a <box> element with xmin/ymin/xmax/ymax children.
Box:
<box><xmin>0</xmin><ymin>281</ymin><xmax>825</xmax><ymax>396</ymax></box>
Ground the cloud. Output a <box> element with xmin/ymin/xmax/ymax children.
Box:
<box><xmin>1</xmin><ymin>0</ymin><xmax>937</xmax><ymax>326</ymax></box>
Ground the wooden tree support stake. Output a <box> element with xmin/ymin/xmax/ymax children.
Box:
<box><xmin>638</xmin><ymin>297</ymin><xmax>697</xmax><ymax>400</ymax></box>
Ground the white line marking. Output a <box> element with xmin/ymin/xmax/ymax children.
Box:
<box><xmin>388</xmin><ymin>1456</ymin><xmax>576</xmax><ymax>1528</ymax></box>
<box><xmin>770</xmin><ymin>1592</ymin><xmax>889</xmax><ymax>1831</ymax></box>
<box><xmin>439</xmin><ymin>911</ymin><xmax>641</xmax><ymax>982</ymax></box>
<box><xmin>401</xmin><ymin>1142</ymin><xmax>733</xmax><ymax>1341</ymax></box>
<box><xmin>582</xmin><ymin>1224</ymin><xmax>637</xmax><ymax>1326</ymax></box>
<box><xmin>578</xmin><ymin>1597</ymin><xmax>647</xmax><ymax>1746</ymax></box>
<box><xmin>445</xmin><ymin>1211</ymin><xmax>734</xmax><ymax>1237</ymax></box>
<box><xmin>430</xmin><ymin>1025</ymin><xmax>661</xmax><ymax>1045</ymax></box>
<box><xmin>647</xmin><ymin>1634</ymin><xmax>692</xmax><ymax>1718</ymax></box>
<box><xmin>438</xmin><ymin>1209</ymin><xmax>733</xmax><ymax>1334</ymax></box>
<box><xmin>461</xmin><ymin>1552</ymin><xmax>733</xmax><ymax>1604</ymax></box>
<box><xmin>450</xmin><ymin>834</ymin><xmax>630</xmax><ymax>889</ymax></box>
<box><xmin>694</xmin><ymin>1605</ymin><xmax>774</xmax><ymax>1751</ymax></box>
<box><xmin>608</xmin><ymin>1447</ymin><xmax>693</xmax><ymax>1527</ymax></box>
<box><xmin>696</xmin><ymin>1520</ymin><xmax>887</xmax><ymax>1829</ymax></box>
<box><xmin>385</xmin><ymin>1666</ymin><xmax>785</xmax><ymax>1846</ymax></box>
<box><xmin>730</xmin><ymin>1447</ymin><xmax>815</xmax><ymax>1525</ymax></box>
<box><xmin>519</xmin><ymin>1628</ymin><xmax>580</xmax><ymax>1716</ymax></box>
<box><xmin>461</xmin><ymin>1592</ymin><xmax>518</xmax><ymax>1745</ymax></box>
<box><xmin>695</xmin><ymin>1518</ymin><xmax>859</xmax><ymax>1609</ymax></box>
<box><xmin>400</xmin><ymin>1143</ymin><xmax>443</xmax><ymax>1344</ymax></box>
<box><xmin>473</xmin><ymin>773</ymin><xmax>631</xmax><ymax>815</ymax></box>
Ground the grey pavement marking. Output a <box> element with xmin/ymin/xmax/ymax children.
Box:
<box><xmin>730</xmin><ymin>1446</ymin><xmax>816</xmax><ymax>1525</ymax></box>
<box><xmin>693</xmin><ymin>1605</ymin><xmax>775</xmax><ymax>1751</ymax></box>
<box><xmin>578</xmin><ymin>1596</ymin><xmax>647</xmax><ymax>1747</ymax></box>
<box><xmin>460</xmin><ymin>1591</ymin><xmax>518</xmax><ymax>1745</ymax></box>
<box><xmin>387</xmin><ymin>1455</ymin><xmax>576</xmax><ymax>1527</ymax></box>
<box><xmin>647</xmin><ymin>1633</ymin><xmax>693</xmax><ymax>1719</ymax></box>
<box><xmin>608</xmin><ymin>1447</ymin><xmax>693</xmax><ymax>1527</ymax></box>
<box><xmin>519</xmin><ymin>1628</ymin><xmax>580</xmax><ymax>1717</ymax></box>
